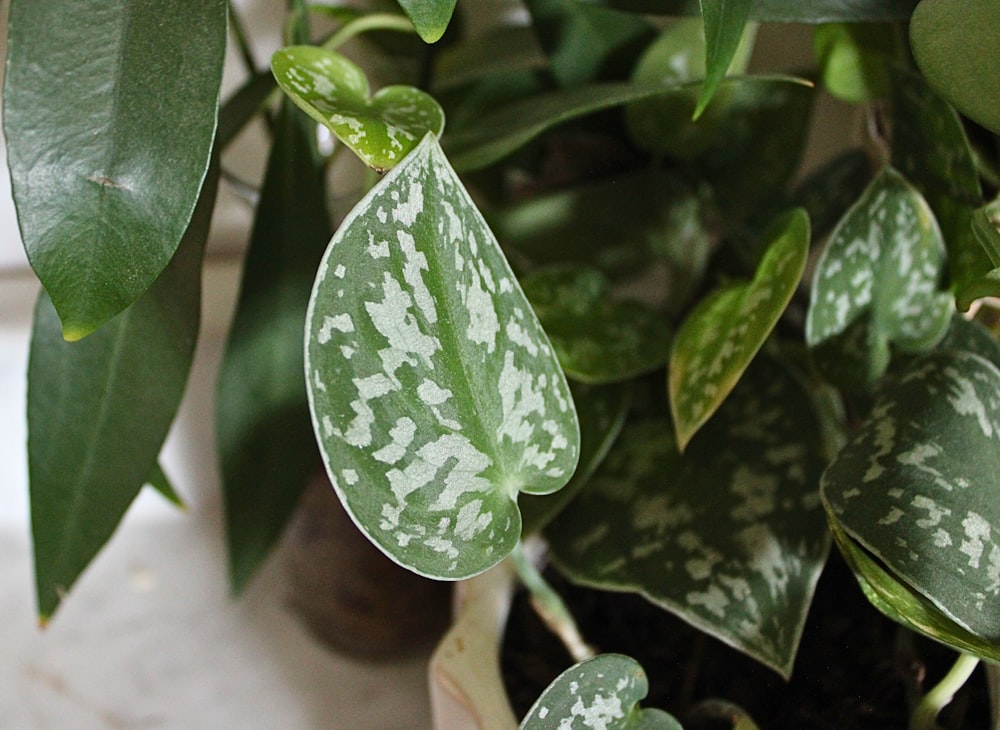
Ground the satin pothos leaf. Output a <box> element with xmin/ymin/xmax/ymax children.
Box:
<box><xmin>806</xmin><ymin>167</ymin><xmax>952</xmax><ymax>392</ymax></box>
<box><xmin>520</xmin><ymin>654</ymin><xmax>682</xmax><ymax>730</ymax></box>
<box><xmin>548</xmin><ymin>356</ymin><xmax>831</xmax><ymax>678</ymax></box>
<box><xmin>305</xmin><ymin>134</ymin><xmax>580</xmax><ymax>580</ymax></box>
<box><xmin>670</xmin><ymin>208</ymin><xmax>808</xmax><ymax>450</ymax></box>
<box><xmin>271</xmin><ymin>46</ymin><xmax>445</xmax><ymax>172</ymax></box>
<box><xmin>522</xmin><ymin>265</ymin><xmax>672</xmax><ymax>384</ymax></box>
<box><xmin>821</xmin><ymin>352</ymin><xmax>1000</xmax><ymax>657</ymax></box>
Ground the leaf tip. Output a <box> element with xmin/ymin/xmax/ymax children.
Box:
<box><xmin>61</xmin><ymin>323</ymin><xmax>91</xmax><ymax>342</ymax></box>
<box><xmin>37</xmin><ymin>614</ymin><xmax>50</xmax><ymax>630</ymax></box>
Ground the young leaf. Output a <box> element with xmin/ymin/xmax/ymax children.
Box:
<box><xmin>814</xmin><ymin>23</ymin><xmax>894</xmax><ymax>103</ymax></box>
<box><xmin>217</xmin><ymin>100</ymin><xmax>332</xmax><ymax>592</ymax></box>
<box><xmin>520</xmin><ymin>654</ymin><xmax>682</xmax><ymax>730</ymax></box>
<box><xmin>395</xmin><ymin>0</ymin><xmax>457</xmax><ymax>43</ymax></box>
<box><xmin>806</xmin><ymin>167</ymin><xmax>952</xmax><ymax>392</ymax></box>
<box><xmin>28</xmin><ymin>165</ymin><xmax>218</xmax><ymax>622</ymax></box>
<box><xmin>821</xmin><ymin>352</ymin><xmax>1000</xmax><ymax>656</ymax></box>
<box><xmin>3</xmin><ymin>0</ymin><xmax>226</xmax><ymax>340</ymax></box>
<box><xmin>271</xmin><ymin>46</ymin><xmax>445</xmax><ymax>172</ymax></box>
<box><xmin>522</xmin><ymin>265</ymin><xmax>672</xmax><ymax>384</ymax></box>
<box><xmin>670</xmin><ymin>208</ymin><xmax>809</xmax><ymax>450</ymax></box>
<box><xmin>909</xmin><ymin>0</ymin><xmax>1000</xmax><ymax>135</ymax></box>
<box><xmin>548</xmin><ymin>356</ymin><xmax>831</xmax><ymax>678</ymax></box>
<box><xmin>889</xmin><ymin>67</ymin><xmax>999</xmax><ymax>309</ymax></box>
<box><xmin>305</xmin><ymin>134</ymin><xmax>580</xmax><ymax>580</ymax></box>
<box><xmin>695</xmin><ymin>0</ymin><xmax>753</xmax><ymax>118</ymax></box>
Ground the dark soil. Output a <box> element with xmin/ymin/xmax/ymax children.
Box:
<box><xmin>501</xmin><ymin>551</ymin><xmax>989</xmax><ymax>729</ymax></box>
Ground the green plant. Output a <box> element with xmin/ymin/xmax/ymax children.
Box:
<box><xmin>6</xmin><ymin>0</ymin><xmax>1000</xmax><ymax>727</ymax></box>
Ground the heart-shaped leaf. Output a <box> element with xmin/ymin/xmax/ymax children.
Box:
<box><xmin>806</xmin><ymin>167</ymin><xmax>952</xmax><ymax>392</ymax></box>
<box><xmin>396</xmin><ymin>0</ymin><xmax>457</xmax><ymax>43</ymax></box>
<box><xmin>3</xmin><ymin>0</ymin><xmax>226</xmax><ymax>340</ymax></box>
<box><xmin>271</xmin><ymin>46</ymin><xmax>445</xmax><ymax>172</ymax></box>
<box><xmin>670</xmin><ymin>208</ymin><xmax>809</xmax><ymax>450</ymax></box>
<box><xmin>548</xmin><ymin>356</ymin><xmax>831</xmax><ymax>678</ymax></box>
<box><xmin>305</xmin><ymin>134</ymin><xmax>579</xmax><ymax>580</ymax></box>
<box><xmin>522</xmin><ymin>266</ymin><xmax>672</xmax><ymax>384</ymax></box>
<box><xmin>821</xmin><ymin>351</ymin><xmax>1000</xmax><ymax>655</ymax></box>
<box><xmin>909</xmin><ymin>0</ymin><xmax>1000</xmax><ymax>135</ymax></box>
<box><xmin>520</xmin><ymin>654</ymin><xmax>682</xmax><ymax>730</ymax></box>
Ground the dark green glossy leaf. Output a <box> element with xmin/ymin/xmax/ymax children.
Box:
<box><xmin>523</xmin><ymin>265</ymin><xmax>672</xmax><ymax>384</ymax></box>
<box><xmin>145</xmin><ymin>462</ymin><xmax>184</xmax><ymax>510</ymax></box>
<box><xmin>549</xmin><ymin>356</ymin><xmax>831</xmax><ymax>678</ymax></box>
<box><xmin>695</xmin><ymin>0</ymin><xmax>753</xmax><ymax>118</ymax></box>
<box><xmin>3</xmin><ymin>0</ymin><xmax>226</xmax><ymax>340</ymax></box>
<box><xmin>909</xmin><ymin>0</ymin><xmax>1000</xmax><ymax>135</ymax></box>
<box><xmin>522</xmin><ymin>381</ymin><xmax>633</xmax><ymax>535</ymax></box>
<box><xmin>28</xmin><ymin>165</ymin><xmax>218</xmax><ymax>622</ymax></box>
<box><xmin>814</xmin><ymin>23</ymin><xmax>894</xmax><ymax>103</ymax></box>
<box><xmin>305</xmin><ymin>134</ymin><xmax>579</xmax><ymax>579</ymax></box>
<box><xmin>271</xmin><ymin>46</ymin><xmax>445</xmax><ymax>172</ymax></box>
<box><xmin>821</xmin><ymin>351</ymin><xmax>1000</xmax><ymax>655</ymax></box>
<box><xmin>889</xmin><ymin>67</ymin><xmax>999</xmax><ymax>309</ymax></box>
<box><xmin>433</xmin><ymin>25</ymin><xmax>547</xmax><ymax>92</ymax></box>
<box><xmin>671</xmin><ymin>209</ymin><xmax>809</xmax><ymax>450</ymax></box>
<box><xmin>520</xmin><ymin>654</ymin><xmax>682</xmax><ymax>730</ymax></box>
<box><xmin>396</xmin><ymin>0</ymin><xmax>457</xmax><ymax>43</ymax></box>
<box><xmin>573</xmin><ymin>0</ymin><xmax>918</xmax><ymax>22</ymax></box>
<box><xmin>806</xmin><ymin>167</ymin><xmax>952</xmax><ymax>392</ymax></box>
<box><xmin>525</xmin><ymin>0</ymin><xmax>655</xmax><ymax>87</ymax></box>
<box><xmin>217</xmin><ymin>101</ymin><xmax>332</xmax><ymax>592</ymax></box>
<box><xmin>934</xmin><ymin>315</ymin><xmax>1000</xmax><ymax>371</ymax></box>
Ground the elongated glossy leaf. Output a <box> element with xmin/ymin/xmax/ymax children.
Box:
<box><xmin>526</xmin><ymin>0</ymin><xmax>655</xmax><ymax>87</ymax></box>
<box><xmin>549</xmin><ymin>356</ymin><xmax>831</xmax><ymax>678</ymax></box>
<box><xmin>889</xmin><ymin>68</ymin><xmax>999</xmax><ymax>309</ymax></box>
<box><xmin>217</xmin><ymin>101</ymin><xmax>332</xmax><ymax>592</ymax></box>
<box><xmin>575</xmin><ymin>0</ymin><xmax>917</xmax><ymax>21</ymax></box>
<box><xmin>434</xmin><ymin>25</ymin><xmax>547</xmax><ymax>92</ymax></box>
<box><xmin>396</xmin><ymin>0</ymin><xmax>457</xmax><ymax>43</ymax></box>
<box><xmin>821</xmin><ymin>352</ymin><xmax>1000</xmax><ymax>653</ymax></box>
<box><xmin>695</xmin><ymin>0</ymin><xmax>753</xmax><ymax>117</ymax></box>
<box><xmin>806</xmin><ymin>167</ymin><xmax>952</xmax><ymax>392</ymax></box>
<box><xmin>909</xmin><ymin>0</ymin><xmax>1000</xmax><ymax>135</ymax></box>
<box><xmin>521</xmin><ymin>654</ymin><xmax>682</xmax><ymax>729</ymax></box>
<box><xmin>305</xmin><ymin>134</ymin><xmax>579</xmax><ymax>580</ymax></box>
<box><xmin>671</xmin><ymin>209</ymin><xmax>808</xmax><ymax>450</ymax></box>
<box><xmin>3</xmin><ymin>0</ymin><xmax>225</xmax><ymax>340</ymax></box>
<box><xmin>28</xmin><ymin>165</ymin><xmax>218</xmax><ymax>621</ymax></box>
<box><xmin>523</xmin><ymin>266</ymin><xmax>672</xmax><ymax>384</ymax></box>
<box><xmin>145</xmin><ymin>462</ymin><xmax>185</xmax><ymax>510</ymax></box>
<box><xmin>521</xmin><ymin>382</ymin><xmax>633</xmax><ymax>535</ymax></box>
<box><xmin>271</xmin><ymin>46</ymin><xmax>445</xmax><ymax>172</ymax></box>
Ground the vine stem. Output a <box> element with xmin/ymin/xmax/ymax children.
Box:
<box><xmin>322</xmin><ymin>13</ymin><xmax>416</xmax><ymax>53</ymax></box>
<box><xmin>227</xmin><ymin>0</ymin><xmax>258</xmax><ymax>73</ymax></box>
<box><xmin>909</xmin><ymin>653</ymin><xmax>980</xmax><ymax>730</ymax></box>
<box><xmin>511</xmin><ymin>541</ymin><xmax>596</xmax><ymax>664</ymax></box>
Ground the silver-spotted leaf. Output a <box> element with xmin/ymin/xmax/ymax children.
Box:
<box><xmin>806</xmin><ymin>167</ymin><xmax>952</xmax><ymax>391</ymax></box>
<box><xmin>909</xmin><ymin>0</ymin><xmax>1000</xmax><ymax>135</ymax></box>
<box><xmin>522</xmin><ymin>266</ymin><xmax>672</xmax><ymax>384</ymax></box>
<box><xmin>670</xmin><ymin>208</ymin><xmax>808</xmax><ymax>450</ymax></box>
<box><xmin>972</xmin><ymin>200</ymin><xmax>1000</xmax><ymax>269</ymax></box>
<box><xmin>520</xmin><ymin>654</ymin><xmax>682</xmax><ymax>730</ymax></box>
<box><xmin>821</xmin><ymin>351</ymin><xmax>1000</xmax><ymax>653</ymax></box>
<box><xmin>271</xmin><ymin>46</ymin><xmax>445</xmax><ymax>172</ymax></box>
<box><xmin>305</xmin><ymin>134</ymin><xmax>580</xmax><ymax>580</ymax></box>
<box><xmin>549</xmin><ymin>356</ymin><xmax>831</xmax><ymax>678</ymax></box>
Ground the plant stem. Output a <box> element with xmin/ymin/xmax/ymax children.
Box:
<box><xmin>511</xmin><ymin>542</ymin><xmax>595</xmax><ymax>664</ymax></box>
<box><xmin>909</xmin><ymin>653</ymin><xmax>980</xmax><ymax>730</ymax></box>
<box><xmin>227</xmin><ymin>1</ymin><xmax>258</xmax><ymax>73</ymax></box>
<box><xmin>322</xmin><ymin>13</ymin><xmax>416</xmax><ymax>53</ymax></box>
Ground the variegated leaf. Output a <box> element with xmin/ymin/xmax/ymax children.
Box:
<box><xmin>548</xmin><ymin>356</ymin><xmax>830</xmax><ymax>678</ymax></box>
<box><xmin>520</xmin><ymin>654</ymin><xmax>682</xmax><ymax>730</ymax></box>
<box><xmin>670</xmin><ymin>208</ymin><xmax>808</xmax><ymax>450</ymax></box>
<box><xmin>305</xmin><ymin>134</ymin><xmax>580</xmax><ymax>580</ymax></box>
<box><xmin>821</xmin><ymin>351</ymin><xmax>1000</xmax><ymax>654</ymax></box>
<box><xmin>271</xmin><ymin>46</ymin><xmax>445</xmax><ymax>172</ymax></box>
<box><xmin>806</xmin><ymin>167</ymin><xmax>952</xmax><ymax>391</ymax></box>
